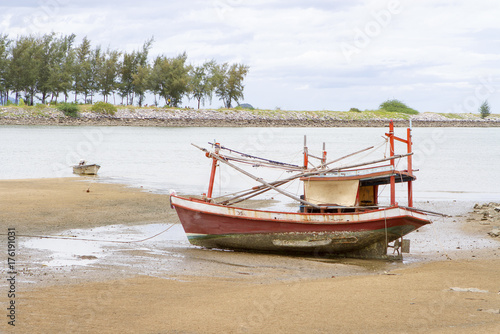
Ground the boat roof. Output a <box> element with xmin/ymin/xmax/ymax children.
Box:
<box><xmin>300</xmin><ymin>165</ymin><xmax>415</xmax><ymax>186</ymax></box>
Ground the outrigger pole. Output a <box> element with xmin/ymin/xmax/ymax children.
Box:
<box><xmin>193</xmin><ymin>143</ymin><xmax>412</xmax><ymax>207</ymax></box>
<box><xmin>311</xmin><ymin>145</ymin><xmax>374</xmax><ymax>171</ymax></box>
<box><xmin>194</xmin><ymin>144</ymin><xmax>322</xmax><ymax>209</ymax></box>
<box><xmin>208</xmin><ymin>142</ymin><xmax>302</xmax><ymax>170</ymax></box>
<box><xmin>210</xmin><ymin>144</ymin><xmax>378</xmax><ymax>204</ymax></box>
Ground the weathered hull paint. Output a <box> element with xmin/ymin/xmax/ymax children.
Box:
<box><xmin>73</xmin><ymin>164</ymin><xmax>100</xmax><ymax>175</ymax></box>
<box><xmin>171</xmin><ymin>196</ymin><xmax>431</xmax><ymax>256</ymax></box>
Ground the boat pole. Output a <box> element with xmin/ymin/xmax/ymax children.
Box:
<box><xmin>321</xmin><ymin>142</ymin><xmax>327</xmax><ymax>167</ymax></box>
<box><xmin>407</xmin><ymin>124</ymin><xmax>413</xmax><ymax>207</ymax></box>
<box><xmin>215</xmin><ymin>152</ymin><xmax>412</xmax><ymax>205</ymax></box>
<box><xmin>313</xmin><ymin>145</ymin><xmax>374</xmax><ymax>171</ymax></box>
<box><xmin>209</xmin><ymin>151</ymin><xmax>322</xmax><ymax>209</ymax></box>
<box><xmin>303</xmin><ymin>135</ymin><xmax>308</xmax><ymax>169</ymax></box>
<box><xmin>388</xmin><ymin>121</ymin><xmax>396</xmax><ymax>206</ymax></box>
<box><xmin>206</xmin><ymin>142</ymin><xmax>220</xmax><ymax>199</ymax></box>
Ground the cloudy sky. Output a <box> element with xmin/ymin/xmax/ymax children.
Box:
<box><xmin>2</xmin><ymin>0</ymin><xmax>500</xmax><ymax>112</ymax></box>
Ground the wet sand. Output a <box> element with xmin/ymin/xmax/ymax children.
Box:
<box><xmin>1</xmin><ymin>178</ymin><xmax>499</xmax><ymax>333</ymax></box>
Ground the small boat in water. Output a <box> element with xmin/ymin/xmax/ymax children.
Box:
<box><xmin>171</xmin><ymin>121</ymin><xmax>440</xmax><ymax>259</ymax></box>
<box><xmin>73</xmin><ymin>160</ymin><xmax>100</xmax><ymax>175</ymax></box>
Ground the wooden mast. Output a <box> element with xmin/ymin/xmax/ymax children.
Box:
<box><xmin>407</xmin><ymin>123</ymin><xmax>413</xmax><ymax>207</ymax></box>
<box><xmin>385</xmin><ymin>121</ymin><xmax>414</xmax><ymax>208</ymax></box>
<box><xmin>206</xmin><ymin>142</ymin><xmax>220</xmax><ymax>199</ymax></box>
<box><xmin>387</xmin><ymin>120</ymin><xmax>396</xmax><ymax>206</ymax></box>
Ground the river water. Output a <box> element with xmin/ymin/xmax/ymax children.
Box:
<box><xmin>1</xmin><ymin>125</ymin><xmax>499</xmax><ymax>203</ymax></box>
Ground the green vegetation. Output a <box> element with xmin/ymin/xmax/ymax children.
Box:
<box><xmin>0</xmin><ymin>33</ymin><xmax>249</xmax><ymax>109</ymax></box>
<box><xmin>213</xmin><ymin>63</ymin><xmax>249</xmax><ymax>108</ymax></box>
<box><xmin>149</xmin><ymin>52</ymin><xmax>191</xmax><ymax>107</ymax></box>
<box><xmin>190</xmin><ymin>60</ymin><xmax>216</xmax><ymax>109</ymax></box>
<box><xmin>90</xmin><ymin>101</ymin><xmax>117</xmax><ymax>115</ymax></box>
<box><xmin>56</xmin><ymin>102</ymin><xmax>79</xmax><ymax>117</ymax></box>
<box><xmin>0</xmin><ymin>34</ymin><xmax>10</xmax><ymax>106</ymax></box>
<box><xmin>2</xmin><ymin>103</ymin><xmax>499</xmax><ymax>122</ymax></box>
<box><xmin>379</xmin><ymin>99</ymin><xmax>419</xmax><ymax>115</ymax></box>
<box><xmin>349</xmin><ymin>107</ymin><xmax>361</xmax><ymax>112</ymax></box>
<box><xmin>235</xmin><ymin>103</ymin><xmax>254</xmax><ymax>110</ymax></box>
<box><xmin>479</xmin><ymin>100</ymin><xmax>490</xmax><ymax>119</ymax></box>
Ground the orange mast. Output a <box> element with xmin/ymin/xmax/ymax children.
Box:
<box><xmin>406</xmin><ymin>124</ymin><xmax>413</xmax><ymax>207</ymax></box>
<box><xmin>206</xmin><ymin>142</ymin><xmax>220</xmax><ymax>199</ymax></box>
<box><xmin>387</xmin><ymin>121</ymin><xmax>396</xmax><ymax>206</ymax></box>
<box><xmin>386</xmin><ymin>120</ymin><xmax>414</xmax><ymax>208</ymax></box>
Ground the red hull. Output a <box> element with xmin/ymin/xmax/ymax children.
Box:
<box><xmin>171</xmin><ymin>196</ymin><xmax>431</xmax><ymax>256</ymax></box>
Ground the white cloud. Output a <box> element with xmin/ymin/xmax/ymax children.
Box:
<box><xmin>2</xmin><ymin>0</ymin><xmax>500</xmax><ymax>112</ymax></box>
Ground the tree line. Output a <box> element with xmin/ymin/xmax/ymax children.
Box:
<box><xmin>0</xmin><ymin>33</ymin><xmax>249</xmax><ymax>108</ymax></box>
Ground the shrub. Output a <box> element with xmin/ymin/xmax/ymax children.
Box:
<box><xmin>90</xmin><ymin>101</ymin><xmax>117</xmax><ymax>115</ymax></box>
<box><xmin>57</xmin><ymin>102</ymin><xmax>79</xmax><ymax>117</ymax></box>
<box><xmin>349</xmin><ymin>107</ymin><xmax>361</xmax><ymax>112</ymax></box>
<box><xmin>379</xmin><ymin>99</ymin><xmax>419</xmax><ymax>115</ymax></box>
<box><xmin>235</xmin><ymin>103</ymin><xmax>254</xmax><ymax>110</ymax></box>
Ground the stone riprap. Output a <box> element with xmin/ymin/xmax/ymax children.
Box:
<box><xmin>1</xmin><ymin>107</ymin><xmax>499</xmax><ymax>127</ymax></box>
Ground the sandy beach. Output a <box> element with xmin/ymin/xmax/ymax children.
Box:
<box><xmin>1</xmin><ymin>178</ymin><xmax>499</xmax><ymax>333</ymax></box>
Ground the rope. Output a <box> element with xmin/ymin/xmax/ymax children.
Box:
<box><xmin>334</xmin><ymin>139</ymin><xmax>387</xmax><ymax>169</ymax></box>
<box><xmin>395</xmin><ymin>158</ymin><xmax>405</xmax><ymax>183</ymax></box>
<box><xmin>223</xmin><ymin>155</ymin><xmax>303</xmax><ymax>171</ymax></box>
<box><xmin>0</xmin><ymin>223</ymin><xmax>176</xmax><ymax>244</ymax></box>
<box><xmin>354</xmin><ymin>139</ymin><xmax>387</xmax><ymax>164</ymax></box>
<box><xmin>384</xmin><ymin>208</ymin><xmax>388</xmax><ymax>249</ymax></box>
<box><xmin>429</xmin><ymin>214</ymin><xmax>450</xmax><ymax>259</ymax></box>
<box><xmin>85</xmin><ymin>174</ymin><xmax>99</xmax><ymax>192</ymax></box>
<box><xmin>209</xmin><ymin>142</ymin><xmax>301</xmax><ymax>169</ymax></box>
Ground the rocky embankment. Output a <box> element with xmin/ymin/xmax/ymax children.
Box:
<box><xmin>1</xmin><ymin>106</ymin><xmax>500</xmax><ymax>127</ymax></box>
<box><xmin>468</xmin><ymin>203</ymin><xmax>500</xmax><ymax>239</ymax></box>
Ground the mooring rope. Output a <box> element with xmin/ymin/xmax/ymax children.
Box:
<box><xmin>0</xmin><ymin>223</ymin><xmax>176</xmax><ymax>244</ymax></box>
<box><xmin>384</xmin><ymin>208</ymin><xmax>389</xmax><ymax>249</ymax></box>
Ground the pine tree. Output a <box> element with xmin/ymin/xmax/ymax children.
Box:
<box><xmin>479</xmin><ymin>100</ymin><xmax>490</xmax><ymax>119</ymax></box>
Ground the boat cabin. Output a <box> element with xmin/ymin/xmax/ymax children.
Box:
<box><xmin>300</xmin><ymin>165</ymin><xmax>415</xmax><ymax>213</ymax></box>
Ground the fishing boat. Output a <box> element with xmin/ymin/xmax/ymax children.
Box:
<box><xmin>73</xmin><ymin>160</ymin><xmax>100</xmax><ymax>175</ymax></box>
<box><xmin>170</xmin><ymin>121</ymin><xmax>438</xmax><ymax>258</ymax></box>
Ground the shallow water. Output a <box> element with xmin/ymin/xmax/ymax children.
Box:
<box><xmin>21</xmin><ymin>224</ymin><xmax>189</xmax><ymax>268</ymax></box>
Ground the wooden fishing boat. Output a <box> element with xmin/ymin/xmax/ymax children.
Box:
<box><xmin>171</xmin><ymin>121</ymin><xmax>438</xmax><ymax>258</ymax></box>
<box><xmin>73</xmin><ymin>161</ymin><xmax>100</xmax><ymax>175</ymax></box>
